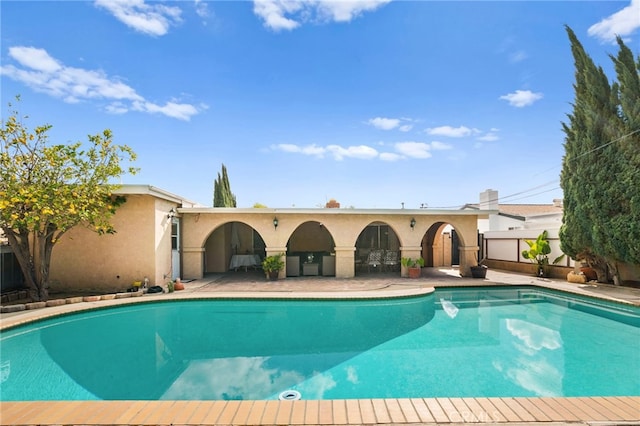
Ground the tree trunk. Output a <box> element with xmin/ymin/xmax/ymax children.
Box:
<box><xmin>3</xmin><ymin>228</ymin><xmax>49</xmax><ymax>301</ymax></box>
<box><xmin>607</xmin><ymin>260</ymin><xmax>621</xmax><ymax>286</ymax></box>
<box><xmin>590</xmin><ymin>257</ymin><xmax>609</xmax><ymax>284</ymax></box>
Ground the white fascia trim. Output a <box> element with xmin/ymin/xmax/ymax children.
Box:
<box><xmin>178</xmin><ymin>207</ymin><xmax>499</xmax><ymax>217</ymax></box>
<box><xmin>113</xmin><ymin>184</ymin><xmax>201</xmax><ymax>206</ymax></box>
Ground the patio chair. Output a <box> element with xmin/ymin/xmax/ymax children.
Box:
<box><xmin>366</xmin><ymin>249</ymin><xmax>384</xmax><ymax>272</ymax></box>
<box><xmin>382</xmin><ymin>250</ymin><xmax>399</xmax><ymax>272</ymax></box>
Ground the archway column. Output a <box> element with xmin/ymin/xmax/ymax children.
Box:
<box><xmin>183</xmin><ymin>247</ymin><xmax>205</xmax><ymax>279</ymax></box>
<box><xmin>458</xmin><ymin>245</ymin><xmax>480</xmax><ymax>277</ymax></box>
<box><xmin>265</xmin><ymin>246</ymin><xmax>287</xmax><ymax>279</ymax></box>
<box><xmin>400</xmin><ymin>246</ymin><xmax>422</xmax><ymax>278</ymax></box>
<box><xmin>334</xmin><ymin>246</ymin><xmax>355</xmax><ymax>278</ymax></box>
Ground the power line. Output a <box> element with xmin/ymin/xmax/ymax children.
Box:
<box><xmin>431</xmin><ymin>127</ymin><xmax>639</xmax><ymax>209</ymax></box>
<box><xmin>534</xmin><ymin>127</ymin><xmax>640</xmax><ymax>177</ymax></box>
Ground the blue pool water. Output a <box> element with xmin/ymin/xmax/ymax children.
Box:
<box><xmin>1</xmin><ymin>286</ymin><xmax>638</xmax><ymax>401</ymax></box>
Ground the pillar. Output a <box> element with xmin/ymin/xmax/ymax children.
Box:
<box><xmin>265</xmin><ymin>247</ymin><xmax>287</xmax><ymax>279</ymax></box>
<box><xmin>334</xmin><ymin>246</ymin><xmax>355</xmax><ymax>278</ymax></box>
<box><xmin>182</xmin><ymin>247</ymin><xmax>205</xmax><ymax>279</ymax></box>
<box><xmin>400</xmin><ymin>246</ymin><xmax>422</xmax><ymax>278</ymax></box>
<box><xmin>459</xmin><ymin>246</ymin><xmax>479</xmax><ymax>277</ymax></box>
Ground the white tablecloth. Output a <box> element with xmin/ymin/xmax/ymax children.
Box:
<box><xmin>230</xmin><ymin>254</ymin><xmax>261</xmax><ymax>270</ymax></box>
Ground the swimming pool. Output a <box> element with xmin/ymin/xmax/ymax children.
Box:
<box><xmin>1</xmin><ymin>286</ymin><xmax>638</xmax><ymax>401</ymax></box>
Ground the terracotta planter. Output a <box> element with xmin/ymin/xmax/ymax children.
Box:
<box><xmin>173</xmin><ymin>278</ymin><xmax>185</xmax><ymax>291</ymax></box>
<box><xmin>580</xmin><ymin>267</ymin><xmax>597</xmax><ymax>281</ymax></box>
<box><xmin>408</xmin><ymin>267</ymin><xmax>421</xmax><ymax>279</ymax></box>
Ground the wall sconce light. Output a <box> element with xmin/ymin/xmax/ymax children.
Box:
<box><xmin>273</xmin><ymin>217</ymin><xmax>278</xmax><ymax>229</ymax></box>
<box><xmin>410</xmin><ymin>217</ymin><xmax>416</xmax><ymax>229</ymax></box>
<box><xmin>167</xmin><ymin>208</ymin><xmax>176</xmax><ymax>219</ymax></box>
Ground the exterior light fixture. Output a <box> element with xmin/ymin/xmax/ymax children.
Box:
<box><xmin>273</xmin><ymin>217</ymin><xmax>278</xmax><ymax>229</ymax></box>
<box><xmin>167</xmin><ymin>208</ymin><xmax>176</xmax><ymax>219</ymax></box>
<box><xmin>410</xmin><ymin>218</ymin><xmax>416</xmax><ymax>229</ymax></box>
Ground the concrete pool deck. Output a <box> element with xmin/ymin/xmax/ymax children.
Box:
<box><xmin>1</xmin><ymin>267</ymin><xmax>639</xmax><ymax>425</ymax></box>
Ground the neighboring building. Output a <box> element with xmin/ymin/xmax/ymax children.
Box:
<box><xmin>463</xmin><ymin>189</ymin><xmax>571</xmax><ymax>278</ymax></box>
<box><xmin>463</xmin><ymin>189</ymin><xmax>564</xmax><ymax>233</ymax></box>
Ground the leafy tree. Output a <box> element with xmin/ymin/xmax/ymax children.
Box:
<box><xmin>213</xmin><ymin>163</ymin><xmax>236</xmax><ymax>207</ymax></box>
<box><xmin>0</xmin><ymin>98</ymin><xmax>137</xmax><ymax>300</ymax></box>
<box><xmin>560</xmin><ymin>27</ymin><xmax>640</xmax><ymax>283</ymax></box>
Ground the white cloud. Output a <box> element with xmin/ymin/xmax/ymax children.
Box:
<box><xmin>426</xmin><ymin>125</ymin><xmax>478</xmax><ymax>138</ymax></box>
<box><xmin>478</xmin><ymin>128</ymin><xmax>500</xmax><ymax>142</ymax></box>
<box><xmin>94</xmin><ymin>0</ymin><xmax>182</xmax><ymax>36</ymax></box>
<box><xmin>105</xmin><ymin>102</ymin><xmax>129</xmax><ymax>115</ymax></box>
<box><xmin>316</xmin><ymin>0</ymin><xmax>392</xmax><ymax>22</ymax></box>
<box><xmin>194</xmin><ymin>0</ymin><xmax>210</xmax><ymax>19</ymax></box>
<box><xmin>273</xmin><ymin>138</ymin><xmax>452</xmax><ymax>161</ymax></box>
<box><xmin>273</xmin><ymin>143</ymin><xmax>379</xmax><ymax>161</ymax></box>
<box><xmin>379</xmin><ymin>152</ymin><xmax>403</xmax><ymax>161</ymax></box>
<box><xmin>394</xmin><ymin>141</ymin><xmax>432</xmax><ymax>159</ymax></box>
<box><xmin>253</xmin><ymin>0</ymin><xmax>390</xmax><ymax>31</ymax></box>
<box><xmin>588</xmin><ymin>0</ymin><xmax>640</xmax><ymax>43</ymax></box>
<box><xmin>253</xmin><ymin>0</ymin><xmax>301</xmax><ymax>31</ymax></box>
<box><xmin>368</xmin><ymin>117</ymin><xmax>400</xmax><ymax>130</ymax></box>
<box><xmin>368</xmin><ymin>116</ymin><xmax>415</xmax><ymax>132</ymax></box>
<box><xmin>0</xmin><ymin>46</ymin><xmax>200</xmax><ymax>121</ymax></box>
<box><xmin>273</xmin><ymin>143</ymin><xmax>326</xmax><ymax>157</ymax></box>
<box><xmin>500</xmin><ymin>90</ymin><xmax>543</xmax><ymax>107</ymax></box>
<box><xmin>7</xmin><ymin>46</ymin><xmax>61</xmax><ymax>73</ymax></box>
<box><xmin>430</xmin><ymin>141</ymin><xmax>453</xmax><ymax>150</ymax></box>
<box><xmin>327</xmin><ymin>144</ymin><xmax>379</xmax><ymax>160</ymax></box>
<box><xmin>132</xmin><ymin>100</ymin><xmax>201</xmax><ymax>121</ymax></box>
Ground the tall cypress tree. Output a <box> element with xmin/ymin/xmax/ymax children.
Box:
<box><xmin>560</xmin><ymin>26</ymin><xmax>640</xmax><ymax>283</ymax></box>
<box><xmin>213</xmin><ymin>164</ymin><xmax>237</xmax><ymax>207</ymax></box>
<box><xmin>606</xmin><ymin>37</ymin><xmax>640</xmax><ymax>265</ymax></box>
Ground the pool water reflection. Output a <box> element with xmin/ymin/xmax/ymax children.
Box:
<box><xmin>0</xmin><ymin>287</ymin><xmax>638</xmax><ymax>400</ymax></box>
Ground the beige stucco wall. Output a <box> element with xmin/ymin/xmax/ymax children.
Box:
<box><xmin>180</xmin><ymin>209</ymin><xmax>485</xmax><ymax>279</ymax></box>
<box><xmin>50</xmin><ymin>194</ymin><xmax>176</xmax><ymax>293</ymax></box>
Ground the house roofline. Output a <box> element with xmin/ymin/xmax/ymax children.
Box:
<box><xmin>114</xmin><ymin>184</ymin><xmax>201</xmax><ymax>206</ymax></box>
<box><xmin>178</xmin><ymin>207</ymin><xmax>498</xmax><ymax>218</ymax></box>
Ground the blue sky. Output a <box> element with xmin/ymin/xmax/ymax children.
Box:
<box><xmin>1</xmin><ymin>1</ymin><xmax>638</xmax><ymax>208</ymax></box>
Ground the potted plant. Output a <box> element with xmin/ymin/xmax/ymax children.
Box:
<box><xmin>471</xmin><ymin>260</ymin><xmax>488</xmax><ymax>279</ymax></box>
<box><xmin>262</xmin><ymin>253</ymin><xmax>285</xmax><ymax>281</ymax></box>
<box><xmin>401</xmin><ymin>257</ymin><xmax>424</xmax><ymax>278</ymax></box>
<box><xmin>521</xmin><ymin>230</ymin><xmax>565</xmax><ymax>277</ymax></box>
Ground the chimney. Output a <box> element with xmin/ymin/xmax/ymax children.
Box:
<box><xmin>479</xmin><ymin>189</ymin><xmax>499</xmax><ymax>211</ymax></box>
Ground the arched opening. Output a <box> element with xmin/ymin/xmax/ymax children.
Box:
<box><xmin>422</xmin><ymin>222</ymin><xmax>464</xmax><ymax>268</ymax></box>
<box><xmin>354</xmin><ymin>222</ymin><xmax>400</xmax><ymax>275</ymax></box>
<box><xmin>203</xmin><ymin>221</ymin><xmax>266</xmax><ymax>274</ymax></box>
<box><xmin>285</xmin><ymin>221</ymin><xmax>335</xmax><ymax>276</ymax></box>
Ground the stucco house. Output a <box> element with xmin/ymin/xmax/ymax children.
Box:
<box><xmin>41</xmin><ymin>185</ymin><xmax>493</xmax><ymax>293</ymax></box>
<box><xmin>48</xmin><ymin>185</ymin><xmax>198</xmax><ymax>293</ymax></box>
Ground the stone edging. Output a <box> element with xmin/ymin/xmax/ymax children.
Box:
<box><xmin>0</xmin><ymin>290</ymin><xmax>145</xmax><ymax>314</ymax></box>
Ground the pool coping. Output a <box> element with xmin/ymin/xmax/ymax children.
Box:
<box><xmin>1</xmin><ymin>273</ymin><xmax>639</xmax><ymax>425</ymax></box>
